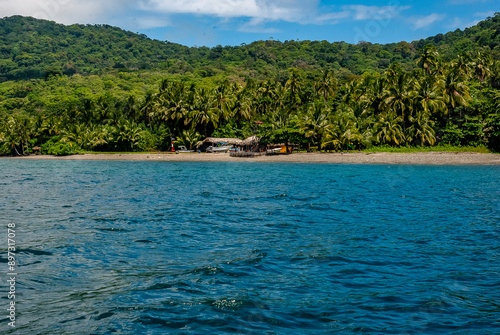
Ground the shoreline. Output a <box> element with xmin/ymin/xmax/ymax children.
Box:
<box><xmin>3</xmin><ymin>152</ymin><xmax>500</xmax><ymax>165</ymax></box>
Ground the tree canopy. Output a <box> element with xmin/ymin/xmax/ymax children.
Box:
<box><xmin>0</xmin><ymin>14</ymin><xmax>499</xmax><ymax>155</ymax></box>
<box><xmin>1</xmin><ymin>14</ymin><xmax>499</xmax><ymax>82</ymax></box>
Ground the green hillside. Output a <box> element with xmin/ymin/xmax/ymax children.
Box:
<box><xmin>0</xmin><ymin>14</ymin><xmax>499</xmax><ymax>155</ymax></box>
<box><xmin>1</xmin><ymin>14</ymin><xmax>499</xmax><ymax>82</ymax></box>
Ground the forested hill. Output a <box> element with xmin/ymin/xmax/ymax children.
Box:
<box><xmin>0</xmin><ymin>14</ymin><xmax>499</xmax><ymax>82</ymax></box>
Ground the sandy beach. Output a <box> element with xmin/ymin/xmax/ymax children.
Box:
<box><xmin>4</xmin><ymin>151</ymin><xmax>500</xmax><ymax>165</ymax></box>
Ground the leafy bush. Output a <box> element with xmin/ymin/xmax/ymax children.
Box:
<box><xmin>0</xmin><ymin>142</ymin><xmax>13</xmax><ymax>155</ymax></box>
<box><xmin>136</xmin><ymin>130</ymin><xmax>156</xmax><ymax>151</ymax></box>
<box><xmin>441</xmin><ymin>122</ymin><xmax>464</xmax><ymax>146</ymax></box>
<box><xmin>41</xmin><ymin>136</ymin><xmax>80</xmax><ymax>156</ymax></box>
<box><xmin>363</xmin><ymin>144</ymin><xmax>490</xmax><ymax>153</ymax></box>
<box><xmin>484</xmin><ymin>112</ymin><xmax>500</xmax><ymax>152</ymax></box>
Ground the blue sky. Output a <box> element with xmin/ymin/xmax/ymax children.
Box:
<box><xmin>1</xmin><ymin>0</ymin><xmax>497</xmax><ymax>47</ymax></box>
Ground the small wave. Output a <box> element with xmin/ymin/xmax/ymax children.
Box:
<box><xmin>147</xmin><ymin>281</ymin><xmax>189</xmax><ymax>290</ymax></box>
<box><xmin>59</xmin><ymin>315</ymin><xmax>86</xmax><ymax>324</ymax></box>
<box><xmin>96</xmin><ymin>227</ymin><xmax>131</xmax><ymax>232</ymax></box>
<box><xmin>18</xmin><ymin>248</ymin><xmax>53</xmax><ymax>256</ymax></box>
<box><xmin>135</xmin><ymin>239</ymin><xmax>155</xmax><ymax>243</ymax></box>
<box><xmin>94</xmin><ymin>311</ymin><xmax>115</xmax><ymax>321</ymax></box>
<box><xmin>208</xmin><ymin>298</ymin><xmax>246</xmax><ymax>311</ymax></box>
<box><xmin>271</xmin><ymin>194</ymin><xmax>288</xmax><ymax>198</ymax></box>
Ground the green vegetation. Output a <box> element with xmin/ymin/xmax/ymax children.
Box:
<box><xmin>0</xmin><ymin>14</ymin><xmax>499</xmax><ymax>155</ymax></box>
<box><xmin>363</xmin><ymin>144</ymin><xmax>491</xmax><ymax>154</ymax></box>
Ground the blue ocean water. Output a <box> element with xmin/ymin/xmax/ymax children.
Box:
<box><xmin>1</xmin><ymin>160</ymin><xmax>499</xmax><ymax>334</ymax></box>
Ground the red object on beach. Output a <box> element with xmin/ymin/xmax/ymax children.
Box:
<box><xmin>171</xmin><ymin>143</ymin><xmax>175</xmax><ymax>152</ymax></box>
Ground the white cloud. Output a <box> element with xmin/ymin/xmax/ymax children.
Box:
<box><xmin>345</xmin><ymin>5</ymin><xmax>410</xmax><ymax>21</ymax></box>
<box><xmin>0</xmin><ymin>0</ymin><xmax>330</xmax><ymax>28</ymax></box>
<box><xmin>447</xmin><ymin>17</ymin><xmax>480</xmax><ymax>30</ymax></box>
<box><xmin>141</xmin><ymin>1</ymin><xmax>412</xmax><ymax>25</ymax></box>
<box><xmin>141</xmin><ymin>0</ymin><xmax>318</xmax><ymax>22</ymax></box>
<box><xmin>448</xmin><ymin>0</ymin><xmax>490</xmax><ymax>4</ymax></box>
<box><xmin>238</xmin><ymin>18</ymin><xmax>281</xmax><ymax>33</ymax></box>
<box><xmin>0</xmin><ymin>0</ymin><xmax>134</xmax><ymax>25</ymax></box>
<box><xmin>314</xmin><ymin>11</ymin><xmax>351</xmax><ymax>24</ymax></box>
<box><xmin>142</xmin><ymin>0</ymin><xmax>259</xmax><ymax>17</ymax></box>
<box><xmin>0</xmin><ymin>0</ymin><xmax>416</xmax><ymax>31</ymax></box>
<box><xmin>133</xmin><ymin>16</ymin><xmax>171</xmax><ymax>29</ymax></box>
<box><xmin>411</xmin><ymin>13</ymin><xmax>446</xmax><ymax>30</ymax></box>
<box><xmin>475</xmin><ymin>11</ymin><xmax>495</xmax><ymax>18</ymax></box>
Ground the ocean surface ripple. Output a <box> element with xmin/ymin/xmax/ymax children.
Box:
<box><xmin>1</xmin><ymin>160</ymin><xmax>499</xmax><ymax>334</ymax></box>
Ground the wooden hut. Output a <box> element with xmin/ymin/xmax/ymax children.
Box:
<box><xmin>240</xmin><ymin>135</ymin><xmax>261</xmax><ymax>152</ymax></box>
<box><xmin>197</xmin><ymin>137</ymin><xmax>243</xmax><ymax>152</ymax></box>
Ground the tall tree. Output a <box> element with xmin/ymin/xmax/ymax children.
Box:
<box><xmin>373</xmin><ymin>113</ymin><xmax>404</xmax><ymax>146</ymax></box>
<box><xmin>383</xmin><ymin>71</ymin><xmax>416</xmax><ymax>139</ymax></box>
<box><xmin>416</xmin><ymin>45</ymin><xmax>440</xmax><ymax>76</ymax></box>
<box><xmin>299</xmin><ymin>101</ymin><xmax>331</xmax><ymax>151</ymax></box>
<box><xmin>443</xmin><ymin>69</ymin><xmax>472</xmax><ymax>113</ymax></box>
<box><xmin>315</xmin><ymin>69</ymin><xmax>338</xmax><ymax>107</ymax></box>
<box><xmin>407</xmin><ymin>110</ymin><xmax>436</xmax><ymax>146</ymax></box>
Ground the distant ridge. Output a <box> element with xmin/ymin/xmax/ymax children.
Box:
<box><xmin>0</xmin><ymin>14</ymin><xmax>498</xmax><ymax>81</ymax></box>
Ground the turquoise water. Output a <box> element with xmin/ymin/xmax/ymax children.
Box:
<box><xmin>1</xmin><ymin>160</ymin><xmax>499</xmax><ymax>334</ymax></box>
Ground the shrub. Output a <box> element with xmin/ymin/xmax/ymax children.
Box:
<box><xmin>41</xmin><ymin>136</ymin><xmax>80</xmax><ymax>156</ymax></box>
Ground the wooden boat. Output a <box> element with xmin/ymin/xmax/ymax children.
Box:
<box><xmin>206</xmin><ymin>143</ymin><xmax>233</xmax><ymax>153</ymax></box>
<box><xmin>266</xmin><ymin>147</ymin><xmax>282</xmax><ymax>153</ymax></box>
<box><xmin>177</xmin><ymin>145</ymin><xmax>194</xmax><ymax>153</ymax></box>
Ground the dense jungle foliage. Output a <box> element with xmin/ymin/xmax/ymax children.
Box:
<box><xmin>0</xmin><ymin>14</ymin><xmax>499</xmax><ymax>155</ymax></box>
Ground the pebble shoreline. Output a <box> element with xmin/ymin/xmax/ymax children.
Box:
<box><xmin>6</xmin><ymin>152</ymin><xmax>500</xmax><ymax>165</ymax></box>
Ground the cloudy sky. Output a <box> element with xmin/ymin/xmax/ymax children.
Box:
<box><xmin>0</xmin><ymin>0</ymin><xmax>496</xmax><ymax>46</ymax></box>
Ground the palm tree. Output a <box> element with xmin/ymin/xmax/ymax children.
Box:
<box><xmin>78</xmin><ymin>97</ymin><xmax>96</xmax><ymax>125</ymax></box>
<box><xmin>322</xmin><ymin>127</ymin><xmax>341</xmax><ymax>151</ymax></box>
<box><xmin>232</xmin><ymin>87</ymin><xmax>253</xmax><ymax>124</ymax></box>
<box><xmin>472</xmin><ymin>51</ymin><xmax>492</xmax><ymax>82</ymax></box>
<box><xmin>382</xmin><ymin>71</ymin><xmax>416</xmax><ymax>139</ymax></box>
<box><xmin>451</xmin><ymin>52</ymin><xmax>472</xmax><ymax>78</ymax></box>
<box><xmin>140</xmin><ymin>92</ymin><xmax>155</xmax><ymax>129</ymax></box>
<box><xmin>255</xmin><ymin>80</ymin><xmax>275</xmax><ymax>116</ymax></box>
<box><xmin>373</xmin><ymin>113</ymin><xmax>404</xmax><ymax>146</ymax></box>
<box><xmin>407</xmin><ymin>110</ymin><xmax>436</xmax><ymax>146</ymax></box>
<box><xmin>2</xmin><ymin>116</ymin><xmax>23</xmax><ymax>155</ymax></box>
<box><xmin>414</xmin><ymin>74</ymin><xmax>447</xmax><ymax>117</ymax></box>
<box><xmin>212</xmin><ymin>79</ymin><xmax>233</xmax><ymax>122</ymax></box>
<box><xmin>323</xmin><ymin>111</ymin><xmax>362</xmax><ymax>152</ymax></box>
<box><xmin>159</xmin><ymin>82</ymin><xmax>190</xmax><ymax>133</ymax></box>
<box><xmin>95</xmin><ymin>94</ymin><xmax>115</xmax><ymax>125</ymax></box>
<box><xmin>416</xmin><ymin>45</ymin><xmax>440</xmax><ymax>75</ymax></box>
<box><xmin>266</xmin><ymin>82</ymin><xmax>298</xmax><ymax>153</ymax></box>
<box><xmin>315</xmin><ymin>69</ymin><xmax>338</xmax><ymax>107</ymax></box>
<box><xmin>189</xmin><ymin>87</ymin><xmax>220</xmax><ymax>136</ymax></box>
<box><xmin>125</xmin><ymin>95</ymin><xmax>138</xmax><ymax>122</ymax></box>
<box><xmin>115</xmin><ymin>120</ymin><xmax>143</xmax><ymax>151</ymax></box>
<box><xmin>285</xmin><ymin>67</ymin><xmax>303</xmax><ymax>106</ymax></box>
<box><xmin>62</xmin><ymin>124</ymin><xmax>112</xmax><ymax>151</ymax></box>
<box><xmin>5</xmin><ymin>115</ymin><xmax>34</xmax><ymax>155</ymax></box>
<box><xmin>177</xmin><ymin>128</ymin><xmax>203</xmax><ymax>150</ymax></box>
<box><xmin>298</xmin><ymin>101</ymin><xmax>332</xmax><ymax>151</ymax></box>
<box><xmin>89</xmin><ymin>125</ymin><xmax>113</xmax><ymax>150</ymax></box>
<box><xmin>358</xmin><ymin>75</ymin><xmax>386</xmax><ymax>118</ymax></box>
<box><xmin>443</xmin><ymin>69</ymin><xmax>472</xmax><ymax>113</ymax></box>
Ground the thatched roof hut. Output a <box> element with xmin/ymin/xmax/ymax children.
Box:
<box><xmin>197</xmin><ymin>137</ymin><xmax>243</xmax><ymax>150</ymax></box>
<box><xmin>196</xmin><ymin>136</ymin><xmax>263</xmax><ymax>152</ymax></box>
<box><xmin>241</xmin><ymin>135</ymin><xmax>260</xmax><ymax>146</ymax></box>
